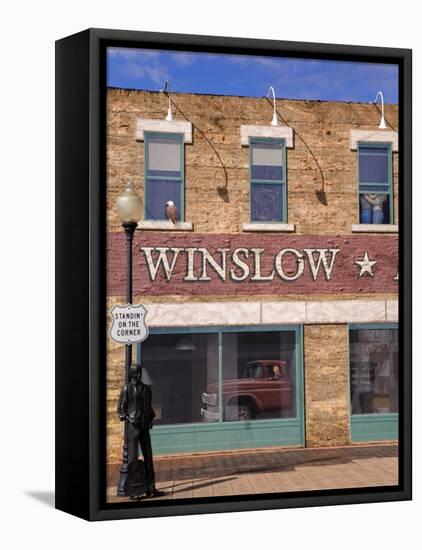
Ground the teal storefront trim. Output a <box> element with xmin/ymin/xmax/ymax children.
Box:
<box><xmin>349</xmin><ymin>323</ymin><xmax>398</xmax><ymax>443</ymax></box>
<box><xmin>351</xmin><ymin>413</ymin><xmax>398</xmax><ymax>442</ymax></box>
<box><xmin>137</xmin><ymin>324</ymin><xmax>305</xmax><ymax>455</ymax></box>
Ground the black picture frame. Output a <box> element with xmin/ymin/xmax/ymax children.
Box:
<box><xmin>55</xmin><ymin>28</ymin><xmax>412</xmax><ymax>521</ymax></box>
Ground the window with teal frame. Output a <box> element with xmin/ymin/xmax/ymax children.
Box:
<box><xmin>249</xmin><ymin>138</ymin><xmax>286</xmax><ymax>223</ymax></box>
<box><xmin>349</xmin><ymin>323</ymin><xmax>398</xmax><ymax>442</ymax></box>
<box><xmin>144</xmin><ymin>132</ymin><xmax>184</xmax><ymax>221</ymax></box>
<box><xmin>358</xmin><ymin>142</ymin><xmax>393</xmax><ymax>225</ymax></box>
<box><xmin>136</xmin><ymin>324</ymin><xmax>305</xmax><ymax>454</ymax></box>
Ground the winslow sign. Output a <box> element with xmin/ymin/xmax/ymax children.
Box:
<box><xmin>140</xmin><ymin>246</ymin><xmax>340</xmax><ymax>282</ymax></box>
<box><xmin>107</xmin><ymin>233</ymin><xmax>399</xmax><ymax>296</ymax></box>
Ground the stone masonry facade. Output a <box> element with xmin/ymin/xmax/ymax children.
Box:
<box><xmin>106</xmin><ymin>88</ymin><xmax>399</xmax><ymax>463</ymax></box>
<box><xmin>304</xmin><ymin>325</ymin><xmax>350</xmax><ymax>447</ymax></box>
<box><xmin>107</xmin><ymin>88</ymin><xmax>398</xmax><ymax>233</ymax></box>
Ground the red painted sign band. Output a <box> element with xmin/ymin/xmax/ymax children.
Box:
<box><xmin>107</xmin><ymin>233</ymin><xmax>398</xmax><ymax>296</ymax></box>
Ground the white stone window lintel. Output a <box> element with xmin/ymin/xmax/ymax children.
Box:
<box><xmin>240</xmin><ymin>125</ymin><xmax>294</xmax><ymax>147</ymax></box>
<box><xmin>349</xmin><ymin>129</ymin><xmax>398</xmax><ymax>151</ymax></box>
<box><xmin>136</xmin><ymin>119</ymin><xmax>192</xmax><ymax>143</ymax></box>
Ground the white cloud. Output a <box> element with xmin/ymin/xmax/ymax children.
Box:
<box><xmin>169</xmin><ymin>52</ymin><xmax>196</xmax><ymax>66</ymax></box>
<box><xmin>108</xmin><ymin>47</ymin><xmax>170</xmax><ymax>88</ymax></box>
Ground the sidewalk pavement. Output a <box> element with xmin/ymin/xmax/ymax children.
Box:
<box><xmin>107</xmin><ymin>442</ymin><xmax>398</xmax><ymax>503</ymax></box>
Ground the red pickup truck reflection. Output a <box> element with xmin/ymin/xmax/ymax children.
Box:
<box><xmin>201</xmin><ymin>360</ymin><xmax>293</xmax><ymax>422</ymax></box>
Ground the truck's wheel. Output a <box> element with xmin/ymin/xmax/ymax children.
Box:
<box><xmin>237</xmin><ymin>404</ymin><xmax>252</xmax><ymax>420</ymax></box>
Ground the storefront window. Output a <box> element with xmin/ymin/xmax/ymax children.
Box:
<box><xmin>141</xmin><ymin>333</ymin><xmax>219</xmax><ymax>425</ymax></box>
<box><xmin>349</xmin><ymin>328</ymin><xmax>398</xmax><ymax>415</ymax></box>
<box><xmin>140</xmin><ymin>328</ymin><xmax>300</xmax><ymax>427</ymax></box>
<box><xmin>221</xmin><ymin>331</ymin><xmax>297</xmax><ymax>421</ymax></box>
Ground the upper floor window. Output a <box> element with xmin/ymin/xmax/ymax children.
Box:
<box><xmin>144</xmin><ymin>132</ymin><xmax>184</xmax><ymax>221</ymax></box>
<box><xmin>358</xmin><ymin>143</ymin><xmax>393</xmax><ymax>225</ymax></box>
<box><xmin>249</xmin><ymin>138</ymin><xmax>286</xmax><ymax>223</ymax></box>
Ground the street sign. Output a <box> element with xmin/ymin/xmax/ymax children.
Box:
<box><xmin>109</xmin><ymin>303</ymin><xmax>149</xmax><ymax>345</ymax></box>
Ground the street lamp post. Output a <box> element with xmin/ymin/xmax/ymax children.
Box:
<box><xmin>115</xmin><ymin>181</ymin><xmax>143</xmax><ymax>496</ymax></box>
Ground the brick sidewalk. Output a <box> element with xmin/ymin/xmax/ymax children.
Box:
<box><xmin>107</xmin><ymin>442</ymin><xmax>398</xmax><ymax>503</ymax></box>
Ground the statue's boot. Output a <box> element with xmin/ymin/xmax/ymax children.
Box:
<box><xmin>146</xmin><ymin>487</ymin><xmax>165</xmax><ymax>497</ymax></box>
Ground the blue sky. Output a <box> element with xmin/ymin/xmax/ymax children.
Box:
<box><xmin>107</xmin><ymin>47</ymin><xmax>398</xmax><ymax>103</ymax></box>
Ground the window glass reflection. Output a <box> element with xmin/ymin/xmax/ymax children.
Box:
<box><xmin>220</xmin><ymin>331</ymin><xmax>297</xmax><ymax>422</ymax></box>
<box><xmin>147</xmin><ymin>136</ymin><xmax>182</xmax><ymax>175</ymax></box>
<box><xmin>350</xmin><ymin>328</ymin><xmax>398</xmax><ymax>415</ymax></box>
<box><xmin>145</xmin><ymin>179</ymin><xmax>182</xmax><ymax>220</ymax></box>
<box><xmin>359</xmin><ymin>146</ymin><xmax>389</xmax><ymax>184</ymax></box>
<box><xmin>251</xmin><ymin>183</ymin><xmax>283</xmax><ymax>222</ymax></box>
<box><xmin>141</xmin><ymin>333</ymin><xmax>219</xmax><ymax>425</ymax></box>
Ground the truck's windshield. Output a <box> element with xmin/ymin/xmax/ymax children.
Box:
<box><xmin>241</xmin><ymin>364</ymin><xmax>267</xmax><ymax>379</ymax></box>
<box><xmin>241</xmin><ymin>363</ymin><xmax>285</xmax><ymax>379</ymax></box>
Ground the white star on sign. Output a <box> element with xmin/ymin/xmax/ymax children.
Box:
<box><xmin>355</xmin><ymin>252</ymin><xmax>377</xmax><ymax>277</ymax></box>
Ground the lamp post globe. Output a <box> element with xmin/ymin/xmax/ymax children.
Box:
<box><xmin>116</xmin><ymin>180</ymin><xmax>143</xmax><ymax>223</ymax></box>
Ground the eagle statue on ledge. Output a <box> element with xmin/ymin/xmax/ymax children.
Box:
<box><xmin>165</xmin><ymin>200</ymin><xmax>178</xmax><ymax>224</ymax></box>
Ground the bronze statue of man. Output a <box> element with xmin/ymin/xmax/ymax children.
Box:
<box><xmin>118</xmin><ymin>363</ymin><xmax>163</xmax><ymax>497</ymax></box>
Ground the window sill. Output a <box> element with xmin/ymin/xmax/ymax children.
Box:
<box><xmin>137</xmin><ymin>220</ymin><xmax>194</xmax><ymax>231</ymax></box>
<box><xmin>242</xmin><ymin>222</ymin><xmax>296</xmax><ymax>233</ymax></box>
<box><xmin>351</xmin><ymin>224</ymin><xmax>398</xmax><ymax>234</ymax></box>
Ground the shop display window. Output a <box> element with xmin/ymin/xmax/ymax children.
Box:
<box><xmin>141</xmin><ymin>333</ymin><xmax>219</xmax><ymax>425</ymax></box>
<box><xmin>349</xmin><ymin>327</ymin><xmax>398</xmax><ymax>415</ymax></box>
<box><xmin>140</xmin><ymin>329</ymin><xmax>299</xmax><ymax>425</ymax></box>
<box><xmin>221</xmin><ymin>331</ymin><xmax>297</xmax><ymax>421</ymax></box>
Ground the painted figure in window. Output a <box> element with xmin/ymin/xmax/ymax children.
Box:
<box><xmin>118</xmin><ymin>363</ymin><xmax>164</xmax><ymax>497</ymax></box>
<box><xmin>271</xmin><ymin>365</ymin><xmax>282</xmax><ymax>379</ymax></box>
<box><xmin>360</xmin><ymin>193</ymin><xmax>386</xmax><ymax>224</ymax></box>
